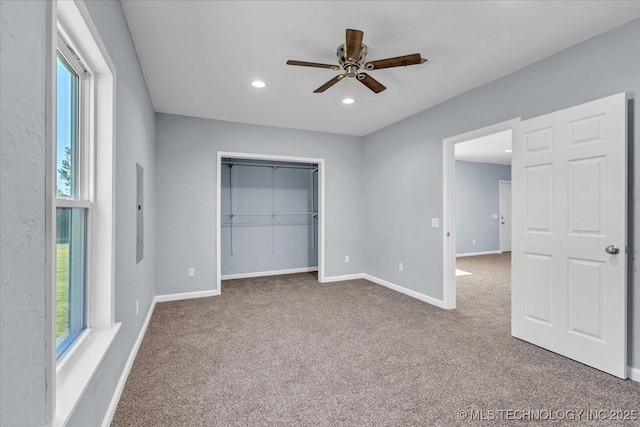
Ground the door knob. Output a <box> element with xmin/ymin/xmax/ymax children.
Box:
<box><xmin>605</xmin><ymin>245</ymin><xmax>620</xmax><ymax>255</ymax></box>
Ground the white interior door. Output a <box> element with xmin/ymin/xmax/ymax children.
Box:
<box><xmin>500</xmin><ymin>181</ymin><xmax>512</xmax><ymax>252</ymax></box>
<box><xmin>511</xmin><ymin>93</ymin><xmax>627</xmax><ymax>378</ymax></box>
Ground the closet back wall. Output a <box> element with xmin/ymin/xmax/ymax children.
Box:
<box><xmin>221</xmin><ymin>161</ymin><xmax>318</xmax><ymax>276</ymax></box>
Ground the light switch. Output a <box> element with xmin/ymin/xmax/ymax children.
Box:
<box><xmin>492</xmin><ymin>214</ymin><xmax>498</xmax><ymax>219</ymax></box>
<box><xmin>431</xmin><ymin>218</ymin><xmax>439</xmax><ymax>228</ymax></box>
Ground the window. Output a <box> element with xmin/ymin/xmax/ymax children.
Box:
<box><xmin>49</xmin><ymin>1</ymin><xmax>117</xmax><ymax>425</ymax></box>
<box><xmin>55</xmin><ymin>42</ymin><xmax>89</xmax><ymax>359</ymax></box>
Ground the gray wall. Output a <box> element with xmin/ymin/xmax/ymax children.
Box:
<box><xmin>0</xmin><ymin>0</ymin><xmax>48</xmax><ymax>424</ymax></box>
<box><xmin>67</xmin><ymin>0</ymin><xmax>157</xmax><ymax>425</ymax></box>
<box><xmin>455</xmin><ymin>161</ymin><xmax>511</xmax><ymax>254</ymax></box>
<box><xmin>0</xmin><ymin>0</ymin><xmax>157</xmax><ymax>425</ymax></box>
<box><xmin>156</xmin><ymin>113</ymin><xmax>363</xmax><ymax>295</ymax></box>
<box><xmin>221</xmin><ymin>162</ymin><xmax>318</xmax><ymax>275</ymax></box>
<box><xmin>363</xmin><ymin>19</ymin><xmax>640</xmax><ymax>368</ymax></box>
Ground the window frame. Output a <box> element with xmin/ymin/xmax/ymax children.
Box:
<box><xmin>55</xmin><ymin>34</ymin><xmax>93</xmax><ymax>361</ymax></box>
<box><xmin>47</xmin><ymin>1</ymin><xmax>119</xmax><ymax>425</ymax></box>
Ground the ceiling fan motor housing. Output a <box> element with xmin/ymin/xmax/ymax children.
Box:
<box><xmin>337</xmin><ymin>43</ymin><xmax>367</xmax><ymax>77</ymax></box>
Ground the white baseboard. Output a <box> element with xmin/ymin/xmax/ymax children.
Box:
<box><xmin>628</xmin><ymin>366</ymin><xmax>640</xmax><ymax>382</ymax></box>
<box><xmin>320</xmin><ymin>273</ymin><xmax>446</xmax><ymax>310</ymax></box>
<box><xmin>154</xmin><ymin>289</ymin><xmax>220</xmax><ymax>303</ymax></box>
<box><xmin>101</xmin><ymin>299</ymin><xmax>156</xmax><ymax>427</ymax></box>
<box><xmin>321</xmin><ymin>273</ymin><xmax>365</xmax><ymax>283</ymax></box>
<box><xmin>222</xmin><ymin>267</ymin><xmax>318</xmax><ymax>280</ymax></box>
<box><xmin>362</xmin><ymin>274</ymin><xmax>447</xmax><ymax>309</ymax></box>
<box><xmin>456</xmin><ymin>250</ymin><xmax>501</xmax><ymax>258</ymax></box>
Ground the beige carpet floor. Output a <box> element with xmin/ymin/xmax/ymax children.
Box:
<box><xmin>112</xmin><ymin>254</ymin><xmax>640</xmax><ymax>426</ymax></box>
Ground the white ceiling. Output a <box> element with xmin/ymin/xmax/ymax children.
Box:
<box><xmin>121</xmin><ymin>1</ymin><xmax>640</xmax><ymax>137</ymax></box>
<box><xmin>455</xmin><ymin>130</ymin><xmax>512</xmax><ymax>166</ymax></box>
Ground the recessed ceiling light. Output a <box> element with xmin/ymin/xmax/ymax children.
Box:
<box><xmin>251</xmin><ymin>80</ymin><xmax>266</xmax><ymax>88</ymax></box>
<box><xmin>342</xmin><ymin>97</ymin><xmax>354</xmax><ymax>105</ymax></box>
<box><xmin>505</xmin><ymin>149</ymin><xmax>512</xmax><ymax>153</ymax></box>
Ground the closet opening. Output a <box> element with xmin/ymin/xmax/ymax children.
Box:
<box><xmin>216</xmin><ymin>152</ymin><xmax>325</xmax><ymax>291</ymax></box>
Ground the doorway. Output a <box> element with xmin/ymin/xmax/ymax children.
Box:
<box><xmin>442</xmin><ymin>118</ymin><xmax>520</xmax><ymax>309</ymax></box>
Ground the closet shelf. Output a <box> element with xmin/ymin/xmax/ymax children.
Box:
<box><xmin>222</xmin><ymin>160</ymin><xmax>316</xmax><ymax>170</ymax></box>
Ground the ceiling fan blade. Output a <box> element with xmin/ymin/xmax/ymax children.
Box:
<box><xmin>345</xmin><ymin>28</ymin><xmax>364</xmax><ymax>62</ymax></box>
<box><xmin>357</xmin><ymin>73</ymin><xmax>386</xmax><ymax>93</ymax></box>
<box><xmin>364</xmin><ymin>53</ymin><xmax>426</xmax><ymax>70</ymax></box>
<box><xmin>313</xmin><ymin>75</ymin><xmax>345</xmax><ymax>93</ymax></box>
<box><xmin>287</xmin><ymin>60</ymin><xmax>340</xmax><ymax>70</ymax></box>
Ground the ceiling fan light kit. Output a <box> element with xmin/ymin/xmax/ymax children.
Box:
<box><xmin>287</xmin><ymin>28</ymin><xmax>428</xmax><ymax>96</ymax></box>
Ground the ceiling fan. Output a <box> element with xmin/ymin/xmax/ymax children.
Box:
<box><xmin>286</xmin><ymin>28</ymin><xmax>427</xmax><ymax>94</ymax></box>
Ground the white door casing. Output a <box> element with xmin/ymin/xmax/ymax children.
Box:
<box><xmin>511</xmin><ymin>93</ymin><xmax>627</xmax><ymax>378</ymax></box>
<box><xmin>500</xmin><ymin>181</ymin><xmax>512</xmax><ymax>252</ymax></box>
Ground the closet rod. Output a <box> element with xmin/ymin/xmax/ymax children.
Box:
<box><xmin>221</xmin><ymin>161</ymin><xmax>317</xmax><ymax>170</ymax></box>
<box><xmin>223</xmin><ymin>212</ymin><xmax>318</xmax><ymax>216</ymax></box>
<box><xmin>221</xmin><ymin>221</ymin><xmax>314</xmax><ymax>227</ymax></box>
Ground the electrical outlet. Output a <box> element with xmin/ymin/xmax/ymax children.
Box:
<box><xmin>399</xmin><ymin>262</ymin><xmax>403</xmax><ymax>272</ymax></box>
<box><xmin>345</xmin><ymin>255</ymin><xmax>350</xmax><ymax>263</ymax></box>
<box><xmin>136</xmin><ymin>299</ymin><xmax>139</xmax><ymax>316</ymax></box>
<box><xmin>188</xmin><ymin>267</ymin><xmax>195</xmax><ymax>277</ymax></box>
<box><xmin>472</xmin><ymin>239</ymin><xmax>476</xmax><ymax>245</ymax></box>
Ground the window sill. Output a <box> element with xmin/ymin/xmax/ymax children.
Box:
<box><xmin>53</xmin><ymin>323</ymin><xmax>121</xmax><ymax>427</ymax></box>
